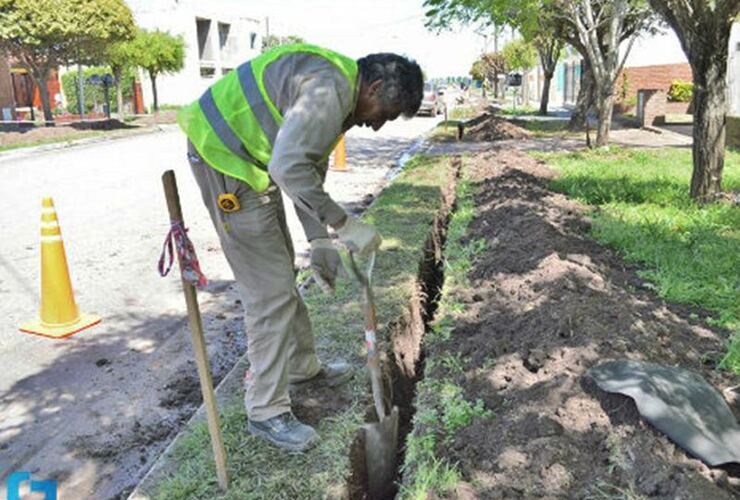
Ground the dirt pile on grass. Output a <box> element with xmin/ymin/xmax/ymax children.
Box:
<box><xmin>426</xmin><ymin>148</ymin><xmax>739</xmax><ymax>498</ymax></box>
<box><xmin>463</xmin><ymin>115</ymin><xmax>532</xmax><ymax>142</ymax></box>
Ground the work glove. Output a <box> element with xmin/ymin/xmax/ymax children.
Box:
<box><xmin>310</xmin><ymin>238</ymin><xmax>342</xmax><ymax>295</ymax></box>
<box><xmin>335</xmin><ymin>216</ymin><xmax>382</xmax><ymax>257</ymax></box>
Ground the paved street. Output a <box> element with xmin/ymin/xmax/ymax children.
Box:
<box><xmin>0</xmin><ymin>114</ymin><xmax>440</xmax><ymax>499</ymax></box>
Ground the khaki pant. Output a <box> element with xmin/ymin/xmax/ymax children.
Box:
<box><xmin>188</xmin><ymin>142</ymin><xmax>321</xmax><ymax>421</ymax></box>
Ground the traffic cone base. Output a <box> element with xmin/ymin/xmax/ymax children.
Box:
<box><xmin>20</xmin><ymin>312</ymin><xmax>101</xmax><ymax>339</ymax></box>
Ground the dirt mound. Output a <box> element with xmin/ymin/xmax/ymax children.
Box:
<box><xmin>431</xmin><ymin>148</ymin><xmax>739</xmax><ymax>498</ymax></box>
<box><xmin>463</xmin><ymin>115</ymin><xmax>532</xmax><ymax>142</ymax></box>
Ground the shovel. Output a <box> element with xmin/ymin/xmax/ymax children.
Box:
<box><xmin>344</xmin><ymin>251</ymin><xmax>399</xmax><ymax>499</ymax></box>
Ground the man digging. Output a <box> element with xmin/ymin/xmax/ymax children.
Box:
<box><xmin>178</xmin><ymin>44</ymin><xmax>423</xmax><ymax>452</ymax></box>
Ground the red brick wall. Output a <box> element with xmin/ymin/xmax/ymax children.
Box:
<box><xmin>665</xmin><ymin>101</ymin><xmax>691</xmax><ymax>114</ymax></box>
<box><xmin>617</xmin><ymin>63</ymin><xmax>693</xmax><ymax>103</ymax></box>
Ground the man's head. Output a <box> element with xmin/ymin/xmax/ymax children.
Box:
<box><xmin>352</xmin><ymin>53</ymin><xmax>423</xmax><ymax>131</ymax></box>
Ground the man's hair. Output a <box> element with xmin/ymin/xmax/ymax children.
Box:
<box><xmin>357</xmin><ymin>53</ymin><xmax>423</xmax><ymax>118</ymax></box>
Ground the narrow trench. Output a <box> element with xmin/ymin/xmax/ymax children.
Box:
<box><xmin>348</xmin><ymin>156</ymin><xmax>462</xmax><ymax>499</ymax></box>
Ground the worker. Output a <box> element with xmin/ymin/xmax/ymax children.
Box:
<box><xmin>178</xmin><ymin>44</ymin><xmax>423</xmax><ymax>452</ymax></box>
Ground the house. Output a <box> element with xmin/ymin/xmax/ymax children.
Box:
<box><xmin>525</xmin><ymin>22</ymin><xmax>740</xmax><ymax>119</ymax></box>
<box><xmin>126</xmin><ymin>0</ymin><xmax>264</xmax><ymax>110</ymax></box>
<box><xmin>0</xmin><ymin>54</ymin><xmax>62</xmax><ymax>122</ymax></box>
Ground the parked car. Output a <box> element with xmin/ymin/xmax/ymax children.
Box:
<box><xmin>417</xmin><ymin>83</ymin><xmax>446</xmax><ymax>116</ymax></box>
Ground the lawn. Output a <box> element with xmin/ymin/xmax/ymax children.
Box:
<box><xmin>537</xmin><ymin>147</ymin><xmax>740</xmax><ymax>372</ymax></box>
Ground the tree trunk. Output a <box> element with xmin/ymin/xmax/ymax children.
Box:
<box><xmin>569</xmin><ymin>59</ymin><xmax>594</xmax><ymax>131</ymax></box>
<box><xmin>539</xmin><ymin>72</ymin><xmax>553</xmax><ymax>116</ymax></box>
<box><xmin>595</xmin><ymin>89</ymin><xmax>614</xmax><ymax>146</ymax></box>
<box><xmin>150</xmin><ymin>72</ymin><xmax>158</xmax><ymax>112</ymax></box>
<box><xmin>522</xmin><ymin>69</ymin><xmax>529</xmax><ymax>106</ymax></box>
<box><xmin>690</xmin><ymin>57</ymin><xmax>728</xmax><ymax>202</ymax></box>
<box><xmin>77</xmin><ymin>63</ymin><xmax>85</xmax><ymax>119</ymax></box>
<box><xmin>31</xmin><ymin>68</ymin><xmax>54</xmax><ymax>125</ymax></box>
<box><xmin>113</xmin><ymin>68</ymin><xmax>125</xmax><ymax>120</ymax></box>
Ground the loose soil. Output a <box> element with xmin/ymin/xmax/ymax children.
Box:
<box><xmin>427</xmin><ymin>147</ymin><xmax>739</xmax><ymax>498</ymax></box>
<box><xmin>463</xmin><ymin>115</ymin><xmax>533</xmax><ymax>142</ymax></box>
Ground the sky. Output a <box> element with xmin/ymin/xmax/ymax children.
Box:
<box><xmin>241</xmin><ymin>0</ymin><xmax>490</xmax><ymax>79</ymax></box>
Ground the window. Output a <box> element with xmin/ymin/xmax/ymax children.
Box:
<box><xmin>250</xmin><ymin>32</ymin><xmax>257</xmax><ymax>50</ymax></box>
<box><xmin>200</xmin><ymin>66</ymin><xmax>216</xmax><ymax>78</ymax></box>
<box><xmin>196</xmin><ymin>18</ymin><xmax>212</xmax><ymax>60</ymax></box>
<box><xmin>218</xmin><ymin>22</ymin><xmax>230</xmax><ymax>50</ymax></box>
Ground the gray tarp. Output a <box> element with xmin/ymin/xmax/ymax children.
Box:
<box><xmin>587</xmin><ymin>359</ymin><xmax>740</xmax><ymax>466</ymax></box>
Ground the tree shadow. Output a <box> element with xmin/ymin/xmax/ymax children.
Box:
<box><xmin>0</xmin><ymin>280</ymin><xmax>245</xmax><ymax>500</ymax></box>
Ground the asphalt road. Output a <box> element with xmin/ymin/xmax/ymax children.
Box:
<box><xmin>0</xmin><ymin>114</ymin><xmax>441</xmax><ymax>499</ymax></box>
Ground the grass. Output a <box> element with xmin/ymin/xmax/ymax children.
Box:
<box><xmin>426</xmin><ymin>121</ymin><xmax>460</xmax><ymax>142</ymax></box>
<box><xmin>499</xmin><ymin>105</ymin><xmax>539</xmax><ymax>116</ymax></box>
<box><xmin>511</xmin><ymin>118</ymin><xmax>572</xmax><ymax>136</ymax></box>
<box><xmin>0</xmin><ymin>130</ymin><xmax>106</xmax><ymax>153</ymax></box>
<box><xmin>399</xmin><ymin>171</ymin><xmax>493</xmax><ymax>499</ymax></box>
<box><xmin>535</xmin><ymin>147</ymin><xmax>740</xmax><ymax>373</ymax></box>
<box><xmin>447</xmin><ymin>105</ymin><xmax>478</xmax><ymax>120</ymax></box>
<box><xmin>147</xmin><ymin>155</ymin><xmax>455</xmax><ymax>499</ymax></box>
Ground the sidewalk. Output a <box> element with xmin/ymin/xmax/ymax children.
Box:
<box><xmin>0</xmin><ymin>122</ymin><xmax>180</xmax><ymax>162</ymax></box>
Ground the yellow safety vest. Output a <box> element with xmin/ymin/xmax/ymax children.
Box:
<box><xmin>178</xmin><ymin>44</ymin><xmax>358</xmax><ymax>192</ymax></box>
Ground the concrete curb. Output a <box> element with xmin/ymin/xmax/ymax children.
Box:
<box><xmin>0</xmin><ymin>123</ymin><xmax>179</xmax><ymax>162</ymax></box>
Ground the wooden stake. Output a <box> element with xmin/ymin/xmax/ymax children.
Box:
<box><xmin>161</xmin><ymin>170</ymin><xmax>229</xmax><ymax>491</ymax></box>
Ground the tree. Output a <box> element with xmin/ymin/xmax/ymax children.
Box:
<box><xmin>132</xmin><ymin>29</ymin><xmax>185</xmax><ymax>112</ymax></box>
<box><xmin>105</xmin><ymin>39</ymin><xmax>137</xmax><ymax>119</ymax></box>
<box><xmin>424</xmin><ymin>0</ymin><xmax>561</xmax><ymax>111</ymax></box>
<box><xmin>532</xmin><ymin>34</ymin><xmax>563</xmax><ymax>115</ymax></box>
<box><xmin>568</xmin><ymin>56</ymin><xmax>595</xmax><ymax>130</ymax></box>
<box><xmin>647</xmin><ymin>1</ymin><xmax>740</xmax><ymax>202</ymax></box>
<box><xmin>502</xmin><ymin>38</ymin><xmax>537</xmax><ymax>104</ymax></box>
<box><xmin>0</xmin><ymin>0</ymin><xmax>135</xmax><ymax>124</ymax></box>
<box><xmin>261</xmin><ymin>34</ymin><xmax>305</xmax><ymax>53</ymax></box>
<box><xmin>470</xmin><ymin>52</ymin><xmax>506</xmax><ymax>97</ymax></box>
<box><xmin>424</xmin><ymin>0</ymin><xmax>657</xmax><ymax>142</ymax></box>
<box><xmin>553</xmin><ymin>0</ymin><xmax>654</xmax><ymax>145</ymax></box>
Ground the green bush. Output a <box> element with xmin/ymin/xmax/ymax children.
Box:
<box><xmin>668</xmin><ymin>79</ymin><xmax>693</xmax><ymax>102</ymax></box>
<box><xmin>61</xmin><ymin>66</ymin><xmax>134</xmax><ymax>114</ymax></box>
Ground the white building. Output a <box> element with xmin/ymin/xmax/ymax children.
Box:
<box><xmin>728</xmin><ymin>23</ymin><xmax>740</xmax><ymax>116</ymax></box>
<box><xmin>126</xmin><ymin>0</ymin><xmax>264</xmax><ymax>109</ymax></box>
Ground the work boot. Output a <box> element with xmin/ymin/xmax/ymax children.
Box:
<box><xmin>247</xmin><ymin>412</ymin><xmax>319</xmax><ymax>452</ymax></box>
<box><xmin>290</xmin><ymin>362</ymin><xmax>353</xmax><ymax>391</ymax></box>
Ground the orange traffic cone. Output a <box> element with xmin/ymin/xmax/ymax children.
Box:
<box><xmin>20</xmin><ymin>197</ymin><xmax>100</xmax><ymax>339</ymax></box>
<box><xmin>330</xmin><ymin>134</ymin><xmax>350</xmax><ymax>172</ymax></box>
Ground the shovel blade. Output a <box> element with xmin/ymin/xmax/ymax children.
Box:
<box><xmin>364</xmin><ymin>406</ymin><xmax>399</xmax><ymax>499</ymax></box>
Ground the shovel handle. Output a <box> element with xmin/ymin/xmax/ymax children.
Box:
<box><xmin>347</xmin><ymin>252</ymin><xmax>388</xmax><ymax>421</ymax></box>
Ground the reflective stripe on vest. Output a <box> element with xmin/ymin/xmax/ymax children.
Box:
<box><xmin>199</xmin><ymin>89</ymin><xmax>265</xmax><ymax>169</ymax></box>
<box><xmin>178</xmin><ymin>44</ymin><xmax>358</xmax><ymax>193</ymax></box>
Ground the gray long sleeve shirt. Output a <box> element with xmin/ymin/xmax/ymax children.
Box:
<box><xmin>262</xmin><ymin>53</ymin><xmax>358</xmax><ymax>240</ymax></box>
